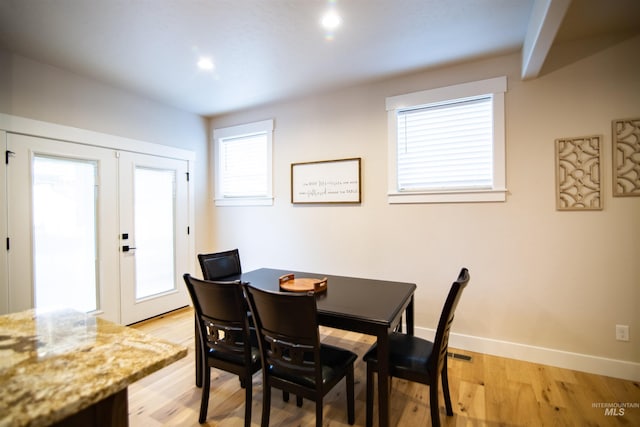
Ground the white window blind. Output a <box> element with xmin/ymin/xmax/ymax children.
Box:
<box><xmin>397</xmin><ymin>96</ymin><xmax>493</xmax><ymax>191</ymax></box>
<box><xmin>386</xmin><ymin>76</ymin><xmax>506</xmax><ymax>203</ymax></box>
<box><xmin>219</xmin><ymin>133</ymin><xmax>268</xmax><ymax>197</ymax></box>
<box><xmin>213</xmin><ymin>119</ymin><xmax>274</xmax><ymax>206</ymax></box>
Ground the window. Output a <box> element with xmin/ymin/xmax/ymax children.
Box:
<box><xmin>213</xmin><ymin>119</ymin><xmax>274</xmax><ymax>206</ymax></box>
<box><xmin>33</xmin><ymin>155</ymin><xmax>99</xmax><ymax>313</ymax></box>
<box><xmin>387</xmin><ymin>77</ymin><xmax>507</xmax><ymax>203</ymax></box>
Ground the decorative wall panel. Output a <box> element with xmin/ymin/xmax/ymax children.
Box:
<box><xmin>555</xmin><ymin>135</ymin><xmax>602</xmax><ymax>211</ymax></box>
<box><xmin>612</xmin><ymin>117</ymin><xmax>640</xmax><ymax>196</ymax></box>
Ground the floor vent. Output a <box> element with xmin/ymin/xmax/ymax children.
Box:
<box><xmin>447</xmin><ymin>352</ymin><xmax>472</xmax><ymax>362</ymax></box>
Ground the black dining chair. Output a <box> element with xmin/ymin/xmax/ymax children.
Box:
<box><xmin>183</xmin><ymin>274</ymin><xmax>261</xmax><ymax>426</ymax></box>
<box><xmin>243</xmin><ymin>284</ymin><xmax>357</xmax><ymax>427</ymax></box>
<box><xmin>194</xmin><ymin>249</ymin><xmax>244</xmax><ymax>387</ymax></box>
<box><xmin>363</xmin><ymin>268</ymin><xmax>470</xmax><ymax>427</ymax></box>
<box><xmin>198</xmin><ymin>248</ymin><xmax>242</xmax><ymax>280</ymax></box>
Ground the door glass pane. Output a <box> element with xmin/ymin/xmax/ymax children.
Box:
<box><xmin>134</xmin><ymin>167</ymin><xmax>176</xmax><ymax>300</ymax></box>
<box><xmin>33</xmin><ymin>155</ymin><xmax>98</xmax><ymax>312</ymax></box>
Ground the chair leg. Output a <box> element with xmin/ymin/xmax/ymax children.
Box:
<box><xmin>198</xmin><ymin>366</ymin><xmax>210</xmax><ymax>423</ymax></box>
<box><xmin>429</xmin><ymin>383</ymin><xmax>441</xmax><ymax>427</ymax></box>
<box><xmin>365</xmin><ymin>363</ymin><xmax>374</xmax><ymax>427</ymax></box>
<box><xmin>244</xmin><ymin>375</ymin><xmax>252</xmax><ymax>427</ymax></box>
<box><xmin>441</xmin><ymin>360</ymin><xmax>453</xmax><ymax>416</ymax></box>
<box><xmin>296</xmin><ymin>395</ymin><xmax>303</xmax><ymax>407</ymax></box>
<box><xmin>283</xmin><ymin>390</ymin><xmax>289</xmax><ymax>402</ymax></box>
<box><xmin>315</xmin><ymin>399</ymin><xmax>323</xmax><ymax>427</ymax></box>
<box><xmin>346</xmin><ymin>363</ymin><xmax>355</xmax><ymax>425</ymax></box>
<box><xmin>261</xmin><ymin>381</ymin><xmax>271</xmax><ymax>427</ymax></box>
<box><xmin>195</xmin><ymin>318</ymin><xmax>202</xmax><ymax>388</ymax></box>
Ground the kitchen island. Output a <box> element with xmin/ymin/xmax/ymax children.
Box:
<box><xmin>0</xmin><ymin>308</ymin><xmax>187</xmax><ymax>427</ymax></box>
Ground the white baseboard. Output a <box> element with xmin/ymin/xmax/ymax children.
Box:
<box><xmin>413</xmin><ymin>326</ymin><xmax>640</xmax><ymax>382</ymax></box>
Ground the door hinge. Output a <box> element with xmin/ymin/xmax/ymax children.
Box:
<box><xmin>186</xmin><ymin>172</ymin><xmax>190</xmax><ymax>182</ymax></box>
<box><xmin>6</xmin><ymin>237</ymin><xmax>9</xmax><ymax>251</ymax></box>
<box><xmin>6</xmin><ymin>150</ymin><xmax>15</xmax><ymax>164</ymax></box>
<box><xmin>187</xmin><ymin>226</ymin><xmax>190</xmax><ymax>235</ymax></box>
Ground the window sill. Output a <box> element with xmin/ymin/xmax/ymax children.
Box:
<box><xmin>215</xmin><ymin>197</ymin><xmax>274</xmax><ymax>207</ymax></box>
<box><xmin>387</xmin><ymin>189</ymin><xmax>507</xmax><ymax>204</ymax></box>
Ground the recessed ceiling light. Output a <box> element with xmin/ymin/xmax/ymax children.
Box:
<box><xmin>197</xmin><ymin>56</ymin><xmax>215</xmax><ymax>71</ymax></box>
<box><xmin>321</xmin><ymin>9</ymin><xmax>341</xmax><ymax>31</ymax></box>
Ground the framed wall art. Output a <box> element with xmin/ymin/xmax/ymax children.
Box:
<box><xmin>291</xmin><ymin>158</ymin><xmax>361</xmax><ymax>204</ymax></box>
<box><xmin>555</xmin><ymin>135</ymin><xmax>602</xmax><ymax>211</ymax></box>
<box><xmin>612</xmin><ymin>117</ymin><xmax>640</xmax><ymax>196</ymax></box>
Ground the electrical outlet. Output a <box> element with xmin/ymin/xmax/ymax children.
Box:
<box><xmin>616</xmin><ymin>325</ymin><xmax>629</xmax><ymax>342</ymax></box>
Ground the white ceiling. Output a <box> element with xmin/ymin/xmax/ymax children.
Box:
<box><xmin>1</xmin><ymin>0</ymin><xmax>639</xmax><ymax>117</ymax></box>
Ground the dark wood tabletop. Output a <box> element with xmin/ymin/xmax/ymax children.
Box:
<box><xmin>238</xmin><ymin>268</ymin><xmax>416</xmax><ymax>335</ymax></box>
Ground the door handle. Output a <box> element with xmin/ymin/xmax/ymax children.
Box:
<box><xmin>122</xmin><ymin>245</ymin><xmax>137</xmax><ymax>252</ymax></box>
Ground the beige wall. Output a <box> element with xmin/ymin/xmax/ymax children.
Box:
<box><xmin>210</xmin><ymin>35</ymin><xmax>640</xmax><ymax>373</ymax></box>
<box><xmin>0</xmin><ymin>49</ymin><xmax>211</xmax><ymax>255</ymax></box>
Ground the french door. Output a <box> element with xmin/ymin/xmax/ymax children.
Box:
<box><xmin>5</xmin><ymin>133</ymin><xmax>190</xmax><ymax>324</ymax></box>
<box><xmin>118</xmin><ymin>151</ymin><xmax>190</xmax><ymax>325</ymax></box>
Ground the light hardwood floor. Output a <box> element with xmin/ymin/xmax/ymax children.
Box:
<box><xmin>129</xmin><ymin>307</ymin><xmax>639</xmax><ymax>426</ymax></box>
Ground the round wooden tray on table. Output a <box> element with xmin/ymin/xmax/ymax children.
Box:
<box><xmin>279</xmin><ymin>273</ymin><xmax>328</xmax><ymax>293</ymax></box>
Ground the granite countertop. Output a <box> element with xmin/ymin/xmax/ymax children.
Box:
<box><xmin>0</xmin><ymin>309</ymin><xmax>187</xmax><ymax>427</ymax></box>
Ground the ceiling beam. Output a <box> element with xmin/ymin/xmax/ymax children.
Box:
<box><xmin>521</xmin><ymin>0</ymin><xmax>572</xmax><ymax>80</ymax></box>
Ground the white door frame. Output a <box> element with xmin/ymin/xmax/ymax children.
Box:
<box><xmin>0</xmin><ymin>113</ymin><xmax>196</xmax><ymax>322</ymax></box>
<box><xmin>0</xmin><ymin>130</ymin><xmax>7</xmax><ymax>315</ymax></box>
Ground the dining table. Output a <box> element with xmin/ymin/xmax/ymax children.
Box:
<box><xmin>194</xmin><ymin>267</ymin><xmax>416</xmax><ymax>427</ymax></box>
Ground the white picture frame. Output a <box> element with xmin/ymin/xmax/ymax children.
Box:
<box><xmin>291</xmin><ymin>158</ymin><xmax>361</xmax><ymax>204</ymax></box>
